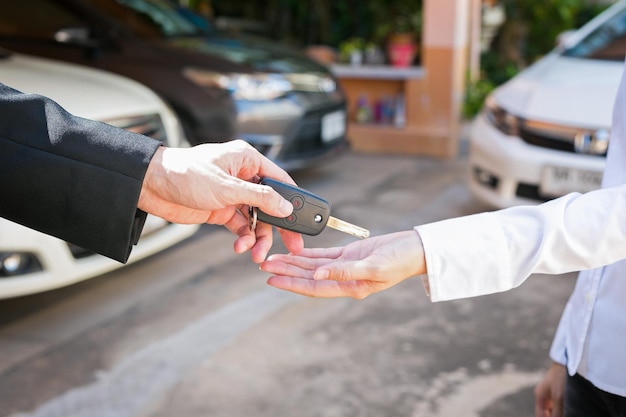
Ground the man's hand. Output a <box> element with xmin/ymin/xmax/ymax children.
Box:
<box><xmin>534</xmin><ymin>362</ymin><xmax>567</xmax><ymax>417</ymax></box>
<box><xmin>138</xmin><ymin>140</ymin><xmax>304</xmax><ymax>262</ymax></box>
<box><xmin>261</xmin><ymin>230</ymin><xmax>426</xmax><ymax>298</ymax></box>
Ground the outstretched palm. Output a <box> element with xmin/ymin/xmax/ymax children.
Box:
<box><xmin>261</xmin><ymin>231</ymin><xmax>426</xmax><ymax>298</ymax></box>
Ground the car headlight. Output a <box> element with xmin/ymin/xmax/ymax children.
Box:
<box><xmin>183</xmin><ymin>68</ymin><xmax>293</xmax><ymax>101</ymax></box>
<box><xmin>484</xmin><ymin>94</ymin><xmax>520</xmax><ymax>136</ymax></box>
<box><xmin>0</xmin><ymin>252</ymin><xmax>43</xmax><ymax>277</ymax></box>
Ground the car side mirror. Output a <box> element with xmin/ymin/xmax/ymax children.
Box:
<box><xmin>556</xmin><ymin>30</ymin><xmax>577</xmax><ymax>48</ymax></box>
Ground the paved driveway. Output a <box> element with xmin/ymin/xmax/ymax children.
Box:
<box><xmin>0</xmin><ymin>141</ymin><xmax>576</xmax><ymax>417</ymax></box>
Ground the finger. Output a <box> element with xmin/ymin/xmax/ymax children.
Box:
<box><xmin>276</xmin><ymin>228</ymin><xmax>304</xmax><ymax>255</ymax></box>
<box><xmin>225</xmin><ymin>213</ymin><xmax>274</xmax><ymax>263</ymax></box>
<box><xmin>267</xmin><ymin>276</ymin><xmax>376</xmax><ymax>299</ymax></box>
<box><xmin>533</xmin><ymin>394</ymin><xmax>550</xmax><ymax>417</ymax></box>
<box><xmin>234</xmin><ymin>180</ymin><xmax>293</xmax><ymax>218</ymax></box>
<box><xmin>224</xmin><ymin>211</ymin><xmax>257</xmax><ymax>254</ymax></box>
<box><xmin>265</xmin><ymin>253</ymin><xmax>336</xmax><ymax>270</ymax></box>
<box><xmin>533</xmin><ymin>402</ymin><xmax>546</xmax><ymax>417</ymax></box>
<box><xmin>260</xmin><ymin>259</ymin><xmax>317</xmax><ymax>279</ymax></box>
<box><xmin>224</xmin><ymin>178</ymin><xmax>294</xmax><ymax>219</ymax></box>
<box><xmin>264</xmin><ymin>246</ymin><xmax>345</xmax><ymax>264</ymax></box>
<box><xmin>248</xmin><ymin>221</ymin><xmax>275</xmax><ymax>263</ymax></box>
<box><xmin>314</xmin><ymin>260</ymin><xmax>372</xmax><ymax>282</ymax></box>
<box><xmin>552</xmin><ymin>398</ymin><xmax>563</xmax><ymax>417</ymax></box>
<box><xmin>296</xmin><ymin>246</ymin><xmax>345</xmax><ymax>259</ymax></box>
<box><xmin>267</xmin><ymin>276</ymin><xmax>341</xmax><ymax>297</ymax></box>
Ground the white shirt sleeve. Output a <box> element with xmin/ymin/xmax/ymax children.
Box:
<box><xmin>415</xmin><ymin>184</ymin><xmax>626</xmax><ymax>302</ymax></box>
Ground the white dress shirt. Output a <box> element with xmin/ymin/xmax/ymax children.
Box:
<box><xmin>416</xmin><ymin>62</ymin><xmax>626</xmax><ymax>396</ymax></box>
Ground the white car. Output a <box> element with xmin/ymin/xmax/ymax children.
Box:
<box><xmin>469</xmin><ymin>1</ymin><xmax>626</xmax><ymax>209</ymax></box>
<box><xmin>0</xmin><ymin>50</ymin><xmax>199</xmax><ymax>299</ymax></box>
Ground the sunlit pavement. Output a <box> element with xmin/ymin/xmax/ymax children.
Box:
<box><xmin>0</xmin><ymin>132</ymin><xmax>575</xmax><ymax>417</ymax></box>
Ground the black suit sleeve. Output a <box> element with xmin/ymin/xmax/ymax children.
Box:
<box><xmin>0</xmin><ymin>83</ymin><xmax>162</xmax><ymax>263</ymax></box>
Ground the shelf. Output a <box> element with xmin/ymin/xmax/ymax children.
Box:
<box><xmin>347</xmin><ymin>123</ymin><xmax>454</xmax><ymax>158</ymax></box>
<box><xmin>331</xmin><ymin>64</ymin><xmax>425</xmax><ymax>80</ymax></box>
<box><xmin>332</xmin><ymin>61</ymin><xmax>458</xmax><ymax>158</ymax></box>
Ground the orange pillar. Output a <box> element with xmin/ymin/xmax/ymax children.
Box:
<box><xmin>333</xmin><ymin>0</ymin><xmax>479</xmax><ymax>158</ymax></box>
<box><xmin>418</xmin><ymin>0</ymin><xmax>475</xmax><ymax>156</ymax></box>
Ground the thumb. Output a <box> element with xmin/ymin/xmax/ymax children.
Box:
<box><xmin>236</xmin><ymin>180</ymin><xmax>293</xmax><ymax>218</ymax></box>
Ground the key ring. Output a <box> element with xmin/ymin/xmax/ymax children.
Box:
<box><xmin>248</xmin><ymin>206</ymin><xmax>258</xmax><ymax>232</ymax></box>
<box><xmin>247</xmin><ymin>176</ymin><xmax>261</xmax><ymax>233</ymax></box>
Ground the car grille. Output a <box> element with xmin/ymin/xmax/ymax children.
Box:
<box><xmin>518</xmin><ymin>119</ymin><xmax>608</xmax><ymax>156</ymax></box>
<box><xmin>281</xmin><ymin>106</ymin><xmax>345</xmax><ymax>158</ymax></box>
<box><xmin>65</xmin><ymin>113</ymin><xmax>168</xmax><ymax>259</ymax></box>
<box><xmin>519</xmin><ymin>126</ymin><xmax>576</xmax><ymax>153</ymax></box>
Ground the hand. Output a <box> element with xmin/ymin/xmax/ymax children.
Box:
<box><xmin>534</xmin><ymin>362</ymin><xmax>567</xmax><ymax>417</ymax></box>
<box><xmin>138</xmin><ymin>140</ymin><xmax>304</xmax><ymax>262</ymax></box>
<box><xmin>261</xmin><ymin>230</ymin><xmax>426</xmax><ymax>298</ymax></box>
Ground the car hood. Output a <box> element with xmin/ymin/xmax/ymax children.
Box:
<box><xmin>493</xmin><ymin>53</ymin><xmax>623</xmax><ymax>129</ymax></box>
<box><xmin>0</xmin><ymin>52</ymin><xmax>164</xmax><ymax>121</ymax></box>
<box><xmin>165</xmin><ymin>32</ymin><xmax>329</xmax><ymax>74</ymax></box>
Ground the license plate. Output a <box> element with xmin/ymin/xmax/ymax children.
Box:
<box><xmin>321</xmin><ymin>110</ymin><xmax>346</xmax><ymax>143</ymax></box>
<box><xmin>540</xmin><ymin>165</ymin><xmax>603</xmax><ymax>196</ymax></box>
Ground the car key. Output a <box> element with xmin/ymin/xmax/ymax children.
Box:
<box><xmin>249</xmin><ymin>178</ymin><xmax>370</xmax><ymax>239</ymax></box>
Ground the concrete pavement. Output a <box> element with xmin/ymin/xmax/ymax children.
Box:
<box><xmin>0</xmin><ymin>137</ymin><xmax>576</xmax><ymax>417</ymax></box>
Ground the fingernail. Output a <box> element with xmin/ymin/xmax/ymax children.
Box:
<box><xmin>314</xmin><ymin>270</ymin><xmax>329</xmax><ymax>280</ymax></box>
<box><xmin>279</xmin><ymin>199</ymin><xmax>293</xmax><ymax>217</ymax></box>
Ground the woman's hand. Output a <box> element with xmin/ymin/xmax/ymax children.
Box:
<box><xmin>261</xmin><ymin>230</ymin><xmax>426</xmax><ymax>298</ymax></box>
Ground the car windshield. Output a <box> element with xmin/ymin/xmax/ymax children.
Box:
<box><xmin>562</xmin><ymin>6</ymin><xmax>626</xmax><ymax>61</ymax></box>
<box><xmin>89</xmin><ymin>0</ymin><xmax>214</xmax><ymax>38</ymax></box>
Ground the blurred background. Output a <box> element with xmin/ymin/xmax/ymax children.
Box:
<box><xmin>0</xmin><ymin>1</ymin><xmax>622</xmax><ymax>416</ymax></box>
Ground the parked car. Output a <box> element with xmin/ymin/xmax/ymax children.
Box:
<box><xmin>0</xmin><ymin>0</ymin><xmax>349</xmax><ymax>171</ymax></box>
<box><xmin>0</xmin><ymin>50</ymin><xmax>199</xmax><ymax>299</ymax></box>
<box><xmin>468</xmin><ymin>1</ymin><xmax>626</xmax><ymax>209</ymax></box>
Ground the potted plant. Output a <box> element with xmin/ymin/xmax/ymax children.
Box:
<box><xmin>387</xmin><ymin>14</ymin><xmax>421</xmax><ymax>67</ymax></box>
<box><xmin>373</xmin><ymin>3</ymin><xmax>422</xmax><ymax>67</ymax></box>
<box><xmin>338</xmin><ymin>37</ymin><xmax>368</xmax><ymax>65</ymax></box>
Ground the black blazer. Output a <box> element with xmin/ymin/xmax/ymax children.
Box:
<box><xmin>0</xmin><ymin>83</ymin><xmax>161</xmax><ymax>262</ymax></box>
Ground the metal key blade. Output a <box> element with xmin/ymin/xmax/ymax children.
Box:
<box><xmin>326</xmin><ymin>216</ymin><xmax>370</xmax><ymax>239</ymax></box>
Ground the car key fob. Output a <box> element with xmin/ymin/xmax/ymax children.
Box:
<box><xmin>255</xmin><ymin>178</ymin><xmax>330</xmax><ymax>236</ymax></box>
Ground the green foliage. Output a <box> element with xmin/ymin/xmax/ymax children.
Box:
<box><xmin>463</xmin><ymin>0</ymin><xmax>610</xmax><ymax>118</ymax></box>
<box><xmin>208</xmin><ymin>0</ymin><xmax>422</xmax><ymax>49</ymax></box>
<box><xmin>368</xmin><ymin>0</ymin><xmax>422</xmax><ymax>43</ymax></box>
<box><xmin>463</xmin><ymin>77</ymin><xmax>495</xmax><ymax>119</ymax></box>
<box><xmin>462</xmin><ymin>62</ymin><xmax>518</xmax><ymax>119</ymax></box>
<box><xmin>194</xmin><ymin>0</ymin><xmax>609</xmax><ymax>119</ymax></box>
<box><xmin>497</xmin><ymin>0</ymin><xmax>604</xmax><ymax>66</ymax></box>
<box><xmin>337</xmin><ymin>37</ymin><xmax>368</xmax><ymax>62</ymax></box>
